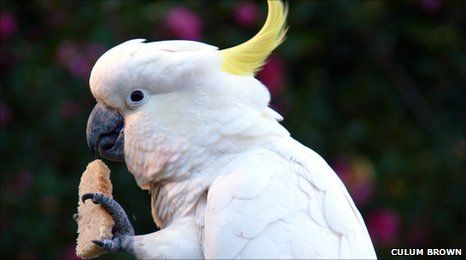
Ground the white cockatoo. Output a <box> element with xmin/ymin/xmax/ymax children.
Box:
<box><xmin>83</xmin><ymin>0</ymin><xmax>377</xmax><ymax>259</ymax></box>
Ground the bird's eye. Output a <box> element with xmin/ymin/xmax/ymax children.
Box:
<box><xmin>126</xmin><ymin>89</ymin><xmax>147</xmax><ymax>109</ymax></box>
<box><xmin>130</xmin><ymin>90</ymin><xmax>144</xmax><ymax>102</ymax></box>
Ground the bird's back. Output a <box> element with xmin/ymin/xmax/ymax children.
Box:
<box><xmin>201</xmin><ymin>136</ymin><xmax>377</xmax><ymax>259</ymax></box>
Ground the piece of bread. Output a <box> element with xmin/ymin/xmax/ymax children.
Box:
<box><xmin>76</xmin><ymin>159</ymin><xmax>115</xmax><ymax>259</ymax></box>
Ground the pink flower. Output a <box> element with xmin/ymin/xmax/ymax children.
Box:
<box><xmin>234</xmin><ymin>1</ymin><xmax>260</xmax><ymax>28</ymax></box>
<box><xmin>56</xmin><ymin>41</ymin><xmax>79</xmax><ymax>67</ymax></box>
<box><xmin>333</xmin><ymin>155</ymin><xmax>375</xmax><ymax>206</ymax></box>
<box><xmin>69</xmin><ymin>56</ymin><xmax>91</xmax><ymax>80</ymax></box>
<box><xmin>258</xmin><ymin>56</ymin><xmax>286</xmax><ymax>97</ymax></box>
<box><xmin>60</xmin><ymin>100</ymin><xmax>82</xmax><ymax>119</ymax></box>
<box><xmin>0</xmin><ymin>102</ymin><xmax>12</xmax><ymax>125</ymax></box>
<box><xmin>164</xmin><ymin>7</ymin><xmax>203</xmax><ymax>40</ymax></box>
<box><xmin>0</xmin><ymin>12</ymin><xmax>17</xmax><ymax>40</ymax></box>
<box><xmin>56</xmin><ymin>41</ymin><xmax>105</xmax><ymax>80</ymax></box>
<box><xmin>86</xmin><ymin>42</ymin><xmax>106</xmax><ymax>61</ymax></box>
<box><xmin>420</xmin><ymin>0</ymin><xmax>443</xmax><ymax>13</ymax></box>
<box><xmin>366</xmin><ymin>208</ymin><xmax>400</xmax><ymax>247</ymax></box>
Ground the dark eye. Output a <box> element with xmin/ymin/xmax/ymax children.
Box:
<box><xmin>130</xmin><ymin>90</ymin><xmax>144</xmax><ymax>102</ymax></box>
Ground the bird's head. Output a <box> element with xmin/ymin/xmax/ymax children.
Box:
<box><xmin>86</xmin><ymin>0</ymin><xmax>288</xmax><ymax>186</ymax></box>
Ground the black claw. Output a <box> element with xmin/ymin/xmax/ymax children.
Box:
<box><xmin>73</xmin><ymin>213</ymin><xmax>79</xmax><ymax>221</ymax></box>
<box><xmin>82</xmin><ymin>193</ymin><xmax>135</xmax><ymax>240</ymax></box>
<box><xmin>92</xmin><ymin>239</ymin><xmax>105</xmax><ymax>248</ymax></box>
<box><xmin>82</xmin><ymin>193</ymin><xmax>95</xmax><ymax>203</ymax></box>
<box><xmin>112</xmin><ymin>225</ymin><xmax>118</xmax><ymax>235</ymax></box>
<box><xmin>93</xmin><ymin>239</ymin><xmax>119</xmax><ymax>253</ymax></box>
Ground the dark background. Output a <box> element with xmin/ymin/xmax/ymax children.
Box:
<box><xmin>1</xmin><ymin>0</ymin><xmax>464</xmax><ymax>259</ymax></box>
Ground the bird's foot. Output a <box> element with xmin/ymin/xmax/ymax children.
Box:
<box><xmin>82</xmin><ymin>192</ymin><xmax>135</xmax><ymax>255</ymax></box>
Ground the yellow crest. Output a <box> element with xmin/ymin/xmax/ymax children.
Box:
<box><xmin>220</xmin><ymin>0</ymin><xmax>288</xmax><ymax>76</ymax></box>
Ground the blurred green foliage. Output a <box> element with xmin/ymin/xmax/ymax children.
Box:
<box><xmin>0</xmin><ymin>0</ymin><xmax>464</xmax><ymax>259</ymax></box>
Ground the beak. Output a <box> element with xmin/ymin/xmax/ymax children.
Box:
<box><xmin>86</xmin><ymin>102</ymin><xmax>125</xmax><ymax>162</ymax></box>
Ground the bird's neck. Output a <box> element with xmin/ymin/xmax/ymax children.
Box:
<box><xmin>148</xmin><ymin>150</ymin><xmax>239</xmax><ymax>228</ymax></box>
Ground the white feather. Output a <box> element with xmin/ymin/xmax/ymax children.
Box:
<box><xmin>202</xmin><ymin>138</ymin><xmax>377</xmax><ymax>259</ymax></box>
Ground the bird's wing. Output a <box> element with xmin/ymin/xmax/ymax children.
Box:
<box><xmin>201</xmin><ymin>138</ymin><xmax>377</xmax><ymax>259</ymax></box>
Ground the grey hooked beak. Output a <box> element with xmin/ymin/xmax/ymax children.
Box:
<box><xmin>86</xmin><ymin>102</ymin><xmax>125</xmax><ymax>162</ymax></box>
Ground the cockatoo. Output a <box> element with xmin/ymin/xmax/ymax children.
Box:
<box><xmin>83</xmin><ymin>1</ymin><xmax>377</xmax><ymax>259</ymax></box>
